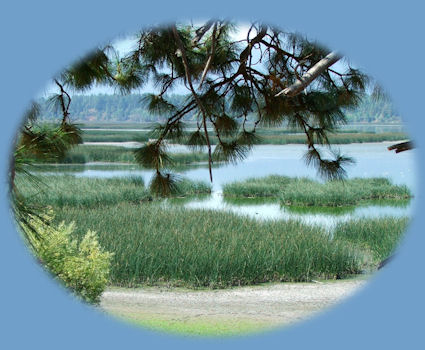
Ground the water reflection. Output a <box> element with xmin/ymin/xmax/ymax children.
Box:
<box><xmin>179</xmin><ymin>191</ymin><xmax>412</xmax><ymax>232</ymax></box>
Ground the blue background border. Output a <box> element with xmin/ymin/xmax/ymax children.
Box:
<box><xmin>1</xmin><ymin>1</ymin><xmax>424</xmax><ymax>348</ymax></box>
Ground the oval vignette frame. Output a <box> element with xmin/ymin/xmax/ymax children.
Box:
<box><xmin>0</xmin><ymin>2</ymin><xmax>424</xmax><ymax>350</ymax></box>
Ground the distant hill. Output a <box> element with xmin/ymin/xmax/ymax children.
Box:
<box><xmin>36</xmin><ymin>93</ymin><xmax>402</xmax><ymax>124</ymax></box>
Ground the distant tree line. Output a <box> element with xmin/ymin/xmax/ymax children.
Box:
<box><xmin>35</xmin><ymin>93</ymin><xmax>401</xmax><ymax>124</ymax></box>
<box><xmin>343</xmin><ymin>94</ymin><xmax>401</xmax><ymax>123</ymax></box>
<box><xmin>36</xmin><ymin>94</ymin><xmax>195</xmax><ymax>123</ymax></box>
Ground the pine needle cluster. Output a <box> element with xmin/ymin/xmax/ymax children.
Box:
<box><xmin>13</xmin><ymin>20</ymin><xmax>372</xmax><ymax>198</ymax></box>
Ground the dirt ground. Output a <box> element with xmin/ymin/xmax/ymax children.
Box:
<box><xmin>100</xmin><ymin>278</ymin><xmax>368</xmax><ymax>335</ymax></box>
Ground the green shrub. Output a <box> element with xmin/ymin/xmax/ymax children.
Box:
<box><xmin>22</xmin><ymin>211</ymin><xmax>113</xmax><ymax>304</ymax></box>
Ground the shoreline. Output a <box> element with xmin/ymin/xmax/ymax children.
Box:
<box><xmin>100</xmin><ymin>277</ymin><xmax>369</xmax><ymax>337</ymax></box>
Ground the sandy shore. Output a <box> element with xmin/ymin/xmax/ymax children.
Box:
<box><xmin>100</xmin><ymin>278</ymin><xmax>368</xmax><ymax>335</ymax></box>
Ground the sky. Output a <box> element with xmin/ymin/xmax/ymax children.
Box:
<box><xmin>38</xmin><ymin>21</ymin><xmax>352</xmax><ymax>98</ymax></box>
<box><xmin>38</xmin><ymin>22</ymin><xmax>253</xmax><ymax>98</ymax></box>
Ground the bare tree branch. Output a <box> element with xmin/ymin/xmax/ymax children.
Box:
<box><xmin>388</xmin><ymin>141</ymin><xmax>414</xmax><ymax>153</ymax></box>
<box><xmin>275</xmin><ymin>51</ymin><xmax>341</xmax><ymax>97</ymax></box>
<box><xmin>199</xmin><ymin>22</ymin><xmax>217</xmax><ymax>87</ymax></box>
<box><xmin>54</xmin><ymin>79</ymin><xmax>72</xmax><ymax>124</ymax></box>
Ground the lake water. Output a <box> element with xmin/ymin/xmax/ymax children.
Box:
<box><xmin>39</xmin><ymin>142</ymin><xmax>417</xmax><ymax>230</ymax></box>
<box><xmin>82</xmin><ymin>124</ymin><xmax>406</xmax><ymax>133</ymax></box>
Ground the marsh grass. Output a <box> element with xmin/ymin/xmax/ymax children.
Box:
<box><xmin>53</xmin><ymin>204</ymin><xmax>369</xmax><ymax>287</ymax></box>
<box><xmin>174</xmin><ymin>178</ymin><xmax>212</xmax><ymax>196</ymax></box>
<box><xmin>32</xmin><ymin>145</ymin><xmax>212</xmax><ymax>165</ymax></box>
<box><xmin>334</xmin><ymin>217</ymin><xmax>410</xmax><ymax>263</ymax></box>
<box><xmin>253</xmin><ymin>132</ymin><xmax>408</xmax><ymax>145</ymax></box>
<box><xmin>62</xmin><ymin>145</ymin><xmax>136</xmax><ymax>163</ymax></box>
<box><xmin>223</xmin><ymin>176</ymin><xmax>411</xmax><ymax>206</ymax></box>
<box><xmin>81</xmin><ymin>128</ymin><xmax>407</xmax><ymax>145</ymax></box>
<box><xmin>283</xmin><ymin>198</ymin><xmax>411</xmax><ymax>216</ymax></box>
<box><xmin>14</xmin><ymin>173</ymin><xmax>409</xmax><ymax>288</ymax></box>
<box><xmin>82</xmin><ymin>122</ymin><xmax>155</xmax><ymax>129</ymax></box>
<box><xmin>16</xmin><ymin>175</ymin><xmax>151</xmax><ymax>208</ymax></box>
<box><xmin>16</xmin><ymin>175</ymin><xmax>211</xmax><ymax>208</ymax></box>
<box><xmin>223</xmin><ymin>175</ymin><xmax>315</xmax><ymax>198</ymax></box>
<box><xmin>280</xmin><ymin>178</ymin><xmax>411</xmax><ymax>206</ymax></box>
<box><xmin>82</xmin><ymin>130</ymin><xmax>150</xmax><ymax>142</ymax></box>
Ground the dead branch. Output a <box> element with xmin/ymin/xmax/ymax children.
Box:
<box><xmin>275</xmin><ymin>51</ymin><xmax>341</xmax><ymax>97</ymax></box>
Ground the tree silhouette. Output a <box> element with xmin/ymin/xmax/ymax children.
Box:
<box><xmin>123</xmin><ymin>21</ymin><xmax>368</xmax><ymax>194</ymax></box>
<box><xmin>13</xmin><ymin>20</ymin><xmax>370</xmax><ymax>198</ymax></box>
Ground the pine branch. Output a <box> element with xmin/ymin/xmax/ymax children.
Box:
<box><xmin>172</xmin><ymin>24</ymin><xmax>214</xmax><ymax>182</ymax></box>
<box><xmin>298</xmin><ymin>113</ymin><xmax>353</xmax><ymax>180</ymax></box>
<box><xmin>192</xmin><ymin>20</ymin><xmax>215</xmax><ymax>46</ymax></box>
<box><xmin>275</xmin><ymin>51</ymin><xmax>342</xmax><ymax>97</ymax></box>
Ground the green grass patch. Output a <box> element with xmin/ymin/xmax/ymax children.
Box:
<box><xmin>334</xmin><ymin>217</ymin><xmax>409</xmax><ymax>263</ymax></box>
<box><xmin>16</xmin><ymin>175</ymin><xmax>211</xmax><ymax>208</ymax></box>
<box><xmin>30</xmin><ymin>144</ymin><xmax>213</xmax><ymax>165</ymax></box>
<box><xmin>254</xmin><ymin>132</ymin><xmax>408</xmax><ymax>145</ymax></box>
<box><xmin>81</xmin><ymin>127</ymin><xmax>407</xmax><ymax>145</ymax></box>
<box><xmin>52</xmin><ymin>203</ymin><xmax>369</xmax><ymax>287</ymax></box>
<box><xmin>223</xmin><ymin>175</ymin><xmax>316</xmax><ymax>198</ymax></box>
<box><xmin>62</xmin><ymin>145</ymin><xmax>137</xmax><ymax>163</ymax></box>
<box><xmin>223</xmin><ymin>176</ymin><xmax>411</xmax><ymax>206</ymax></box>
<box><xmin>15</xmin><ymin>174</ymin><xmax>409</xmax><ymax>290</ymax></box>
<box><xmin>81</xmin><ymin>122</ymin><xmax>155</xmax><ymax>129</ymax></box>
<box><xmin>82</xmin><ymin>130</ymin><xmax>150</xmax><ymax>142</ymax></box>
<box><xmin>16</xmin><ymin>175</ymin><xmax>151</xmax><ymax>208</ymax></box>
<box><xmin>112</xmin><ymin>312</ymin><xmax>272</xmax><ymax>337</ymax></box>
<box><xmin>174</xmin><ymin>178</ymin><xmax>212</xmax><ymax>196</ymax></box>
<box><xmin>280</xmin><ymin>178</ymin><xmax>411</xmax><ymax>207</ymax></box>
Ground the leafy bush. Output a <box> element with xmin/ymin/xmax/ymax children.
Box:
<box><xmin>22</xmin><ymin>211</ymin><xmax>113</xmax><ymax>304</ymax></box>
